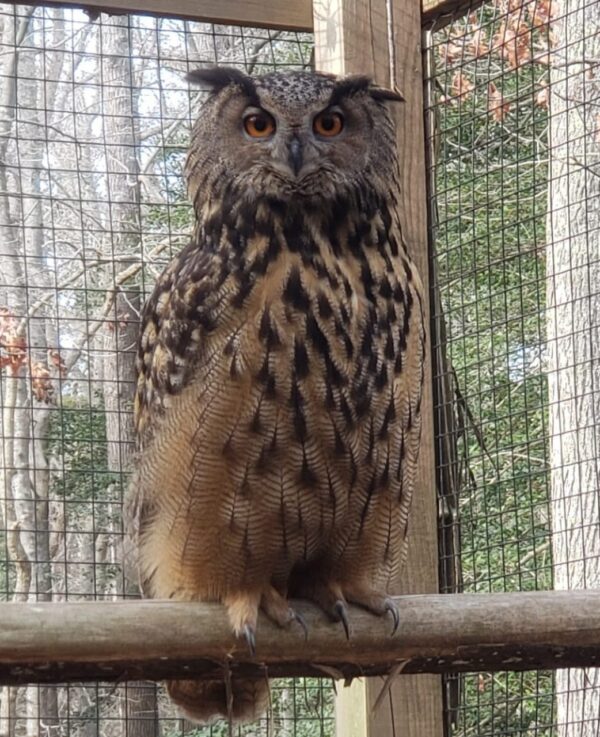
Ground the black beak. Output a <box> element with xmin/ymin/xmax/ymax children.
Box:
<box><xmin>288</xmin><ymin>137</ymin><xmax>303</xmax><ymax>176</ymax></box>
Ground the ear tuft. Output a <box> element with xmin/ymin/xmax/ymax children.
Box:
<box><xmin>329</xmin><ymin>74</ymin><xmax>405</xmax><ymax>105</ymax></box>
<box><xmin>370</xmin><ymin>86</ymin><xmax>405</xmax><ymax>103</ymax></box>
<box><xmin>186</xmin><ymin>66</ymin><xmax>258</xmax><ymax>100</ymax></box>
<box><xmin>329</xmin><ymin>75</ymin><xmax>372</xmax><ymax>106</ymax></box>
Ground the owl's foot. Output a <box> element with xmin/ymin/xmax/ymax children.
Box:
<box><xmin>294</xmin><ymin>579</ymin><xmax>351</xmax><ymax>640</ymax></box>
<box><xmin>260</xmin><ymin>586</ymin><xmax>308</xmax><ymax>640</ymax></box>
<box><xmin>344</xmin><ymin>584</ymin><xmax>399</xmax><ymax>636</ymax></box>
<box><xmin>223</xmin><ymin>590</ymin><xmax>261</xmax><ymax>656</ymax></box>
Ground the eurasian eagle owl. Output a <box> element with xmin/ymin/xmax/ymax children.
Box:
<box><xmin>127</xmin><ymin>67</ymin><xmax>425</xmax><ymax>724</ymax></box>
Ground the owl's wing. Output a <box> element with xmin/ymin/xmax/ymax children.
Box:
<box><xmin>133</xmin><ymin>241</ymin><xmax>220</xmax><ymax>441</ymax></box>
<box><xmin>126</xmin><ymin>241</ymin><xmax>220</xmax><ymax>590</ymax></box>
<box><xmin>395</xmin><ymin>279</ymin><xmax>426</xmax><ymax>566</ymax></box>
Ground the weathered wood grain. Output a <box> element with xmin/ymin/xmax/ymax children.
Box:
<box><xmin>3</xmin><ymin>592</ymin><xmax>598</xmax><ymax>686</ymax></box>
<box><xmin>11</xmin><ymin>0</ymin><xmax>313</xmax><ymax>31</ymax></box>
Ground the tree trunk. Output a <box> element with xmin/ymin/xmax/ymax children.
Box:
<box><xmin>102</xmin><ymin>290</ymin><xmax>159</xmax><ymax>737</ymax></box>
<box><xmin>100</xmin><ymin>16</ymin><xmax>159</xmax><ymax>737</ymax></box>
<box><xmin>547</xmin><ymin>0</ymin><xmax>600</xmax><ymax>734</ymax></box>
<box><xmin>0</xmin><ymin>9</ymin><xmax>57</xmax><ymax>737</ymax></box>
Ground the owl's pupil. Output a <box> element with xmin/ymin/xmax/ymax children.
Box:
<box><xmin>254</xmin><ymin>117</ymin><xmax>267</xmax><ymax>132</ymax></box>
<box><xmin>321</xmin><ymin>116</ymin><xmax>335</xmax><ymax>130</ymax></box>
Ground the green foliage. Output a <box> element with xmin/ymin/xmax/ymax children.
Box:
<box><xmin>48</xmin><ymin>397</ymin><xmax>122</xmax><ymax>558</ymax></box>
<box><xmin>48</xmin><ymin>398</ymin><xmax>116</xmax><ymax>503</ymax></box>
<box><xmin>433</xmin><ymin>4</ymin><xmax>554</xmax><ymax>734</ymax></box>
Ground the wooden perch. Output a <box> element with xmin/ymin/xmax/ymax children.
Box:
<box><xmin>1</xmin><ymin>591</ymin><xmax>599</xmax><ymax>685</ymax></box>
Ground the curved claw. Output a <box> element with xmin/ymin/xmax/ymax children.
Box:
<box><xmin>292</xmin><ymin>610</ymin><xmax>309</xmax><ymax>641</ymax></box>
<box><xmin>334</xmin><ymin>600</ymin><xmax>351</xmax><ymax>640</ymax></box>
<box><xmin>243</xmin><ymin>624</ymin><xmax>256</xmax><ymax>657</ymax></box>
<box><xmin>385</xmin><ymin>599</ymin><xmax>400</xmax><ymax>636</ymax></box>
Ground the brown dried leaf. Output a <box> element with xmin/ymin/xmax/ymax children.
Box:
<box><xmin>470</xmin><ymin>28</ymin><xmax>490</xmax><ymax>57</ymax></box>
<box><xmin>438</xmin><ymin>39</ymin><xmax>466</xmax><ymax>64</ymax></box>
<box><xmin>451</xmin><ymin>71</ymin><xmax>474</xmax><ymax>100</ymax></box>
<box><xmin>535</xmin><ymin>84</ymin><xmax>549</xmax><ymax>109</ymax></box>
<box><xmin>31</xmin><ymin>362</ymin><xmax>54</xmax><ymax>403</ymax></box>
<box><xmin>494</xmin><ymin>22</ymin><xmax>532</xmax><ymax>69</ymax></box>
<box><xmin>528</xmin><ymin>0</ymin><xmax>554</xmax><ymax>27</ymax></box>
<box><xmin>488</xmin><ymin>81</ymin><xmax>511</xmax><ymax>121</ymax></box>
<box><xmin>48</xmin><ymin>348</ymin><xmax>67</xmax><ymax>378</ymax></box>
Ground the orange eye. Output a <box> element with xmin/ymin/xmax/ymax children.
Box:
<box><xmin>243</xmin><ymin>113</ymin><xmax>275</xmax><ymax>138</ymax></box>
<box><xmin>313</xmin><ymin>111</ymin><xmax>344</xmax><ymax>137</ymax></box>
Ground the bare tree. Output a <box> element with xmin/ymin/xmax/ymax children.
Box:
<box><xmin>99</xmin><ymin>16</ymin><xmax>159</xmax><ymax>737</ymax></box>
<box><xmin>547</xmin><ymin>0</ymin><xmax>600</xmax><ymax>734</ymax></box>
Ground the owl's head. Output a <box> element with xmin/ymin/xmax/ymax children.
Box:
<box><xmin>186</xmin><ymin>67</ymin><xmax>402</xmax><ymax>207</ymax></box>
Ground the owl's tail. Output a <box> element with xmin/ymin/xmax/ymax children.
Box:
<box><xmin>166</xmin><ymin>677</ymin><xmax>269</xmax><ymax>724</ymax></box>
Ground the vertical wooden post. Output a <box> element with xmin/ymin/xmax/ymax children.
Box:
<box><xmin>313</xmin><ymin>2</ymin><xmax>444</xmax><ymax>736</ymax></box>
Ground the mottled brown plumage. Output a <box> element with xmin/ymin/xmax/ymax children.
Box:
<box><xmin>126</xmin><ymin>67</ymin><xmax>425</xmax><ymax>724</ymax></box>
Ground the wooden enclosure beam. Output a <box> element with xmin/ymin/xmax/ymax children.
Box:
<box><xmin>10</xmin><ymin>0</ymin><xmax>484</xmax><ymax>34</ymax></box>
<box><xmin>10</xmin><ymin>0</ymin><xmax>313</xmax><ymax>31</ymax></box>
<box><xmin>313</xmin><ymin>0</ymin><xmax>443</xmax><ymax>735</ymax></box>
<box><xmin>2</xmin><ymin>592</ymin><xmax>600</xmax><ymax>685</ymax></box>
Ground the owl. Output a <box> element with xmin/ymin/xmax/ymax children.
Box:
<box><xmin>127</xmin><ymin>67</ymin><xmax>425</xmax><ymax>724</ymax></box>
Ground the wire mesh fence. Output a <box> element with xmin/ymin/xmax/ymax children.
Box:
<box><xmin>0</xmin><ymin>5</ymin><xmax>336</xmax><ymax>736</ymax></box>
<box><xmin>1</xmin><ymin>0</ymin><xmax>599</xmax><ymax>735</ymax></box>
<box><xmin>426</xmin><ymin>0</ymin><xmax>599</xmax><ymax>734</ymax></box>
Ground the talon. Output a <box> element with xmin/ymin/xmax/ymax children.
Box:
<box><xmin>243</xmin><ymin>624</ymin><xmax>256</xmax><ymax>656</ymax></box>
<box><xmin>334</xmin><ymin>600</ymin><xmax>351</xmax><ymax>640</ymax></box>
<box><xmin>385</xmin><ymin>599</ymin><xmax>399</xmax><ymax>636</ymax></box>
<box><xmin>292</xmin><ymin>610</ymin><xmax>309</xmax><ymax>641</ymax></box>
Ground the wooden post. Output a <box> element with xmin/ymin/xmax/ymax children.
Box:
<box><xmin>313</xmin><ymin>1</ymin><xmax>444</xmax><ymax>735</ymax></box>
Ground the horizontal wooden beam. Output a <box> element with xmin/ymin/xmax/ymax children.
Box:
<box><xmin>9</xmin><ymin>0</ymin><xmax>313</xmax><ymax>32</ymax></box>
<box><xmin>2</xmin><ymin>591</ymin><xmax>600</xmax><ymax>685</ymax></box>
<box><xmin>12</xmin><ymin>0</ymin><xmax>478</xmax><ymax>32</ymax></box>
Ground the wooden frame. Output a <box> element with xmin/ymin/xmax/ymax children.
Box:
<box><xmin>17</xmin><ymin>0</ymin><xmax>479</xmax><ymax>30</ymax></box>
<box><xmin>27</xmin><ymin>0</ymin><xmax>313</xmax><ymax>31</ymax></box>
<box><xmin>3</xmin><ymin>592</ymin><xmax>600</xmax><ymax>685</ymax></box>
<box><xmin>312</xmin><ymin>1</ymin><xmax>443</xmax><ymax>735</ymax></box>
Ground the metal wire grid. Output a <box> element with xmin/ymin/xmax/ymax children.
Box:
<box><xmin>426</xmin><ymin>0</ymin><xmax>599</xmax><ymax>734</ymax></box>
<box><xmin>0</xmin><ymin>5</ymin><xmax>334</xmax><ymax>736</ymax></box>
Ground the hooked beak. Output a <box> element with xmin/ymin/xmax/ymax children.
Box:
<box><xmin>288</xmin><ymin>137</ymin><xmax>303</xmax><ymax>176</ymax></box>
